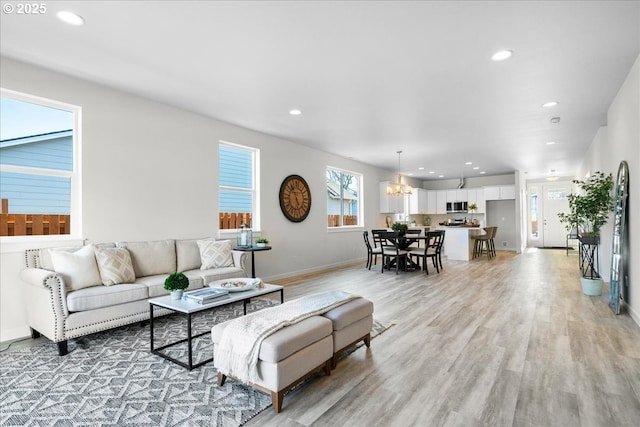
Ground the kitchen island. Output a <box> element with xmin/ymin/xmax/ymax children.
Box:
<box><xmin>440</xmin><ymin>226</ymin><xmax>484</xmax><ymax>261</ymax></box>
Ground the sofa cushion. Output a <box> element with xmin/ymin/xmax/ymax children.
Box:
<box><xmin>67</xmin><ymin>283</ymin><xmax>148</xmax><ymax>312</ymax></box>
<box><xmin>323</xmin><ymin>298</ymin><xmax>374</xmax><ymax>331</ymax></box>
<box><xmin>94</xmin><ymin>247</ymin><xmax>136</xmax><ymax>286</ymax></box>
<box><xmin>211</xmin><ymin>316</ymin><xmax>332</xmax><ymax>364</ymax></box>
<box><xmin>40</xmin><ymin>246</ymin><xmax>82</xmax><ymax>271</ymax></box>
<box><xmin>136</xmin><ymin>273</ymin><xmax>203</xmax><ymax>298</ymax></box>
<box><xmin>51</xmin><ymin>245</ymin><xmax>103</xmax><ymax>291</ymax></box>
<box><xmin>176</xmin><ymin>238</ymin><xmax>214</xmax><ymax>272</ymax></box>
<box><xmin>117</xmin><ymin>240</ymin><xmax>176</xmax><ymax>277</ymax></box>
<box><xmin>198</xmin><ymin>239</ymin><xmax>233</xmax><ymax>269</ymax></box>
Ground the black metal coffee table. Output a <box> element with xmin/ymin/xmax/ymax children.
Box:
<box><xmin>149</xmin><ymin>283</ymin><xmax>284</xmax><ymax>370</ymax></box>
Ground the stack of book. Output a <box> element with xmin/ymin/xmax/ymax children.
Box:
<box><xmin>182</xmin><ymin>288</ymin><xmax>230</xmax><ymax>304</ymax></box>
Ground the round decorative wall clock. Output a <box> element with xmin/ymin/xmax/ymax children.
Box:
<box><xmin>279</xmin><ymin>174</ymin><xmax>311</xmax><ymax>222</ymax></box>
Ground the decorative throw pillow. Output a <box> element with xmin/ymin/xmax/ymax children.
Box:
<box><xmin>94</xmin><ymin>247</ymin><xmax>136</xmax><ymax>286</ymax></box>
<box><xmin>197</xmin><ymin>239</ymin><xmax>233</xmax><ymax>270</ymax></box>
<box><xmin>51</xmin><ymin>245</ymin><xmax>102</xmax><ymax>291</ymax></box>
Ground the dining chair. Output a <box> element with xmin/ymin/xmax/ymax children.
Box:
<box><xmin>363</xmin><ymin>231</ymin><xmax>382</xmax><ymax>270</ymax></box>
<box><xmin>404</xmin><ymin>229</ymin><xmax>422</xmax><ymax>249</ymax></box>
<box><xmin>379</xmin><ymin>231</ymin><xmax>409</xmax><ymax>274</ymax></box>
<box><xmin>424</xmin><ymin>230</ymin><xmax>445</xmax><ymax>274</ymax></box>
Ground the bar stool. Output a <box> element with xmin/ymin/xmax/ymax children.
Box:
<box><xmin>472</xmin><ymin>227</ymin><xmax>497</xmax><ymax>259</ymax></box>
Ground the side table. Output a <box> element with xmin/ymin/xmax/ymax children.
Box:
<box><xmin>234</xmin><ymin>245</ymin><xmax>272</xmax><ymax>278</ymax></box>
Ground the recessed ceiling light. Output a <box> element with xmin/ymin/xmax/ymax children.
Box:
<box><xmin>546</xmin><ymin>141</ymin><xmax>556</xmax><ymax>145</ymax></box>
<box><xmin>57</xmin><ymin>11</ymin><xmax>85</xmax><ymax>26</ymax></box>
<box><xmin>289</xmin><ymin>109</ymin><xmax>302</xmax><ymax>116</ymax></box>
<box><xmin>465</xmin><ymin>161</ymin><xmax>473</xmax><ymax>165</ymax></box>
<box><xmin>418</xmin><ymin>167</ymin><xmax>424</xmax><ymax>170</ymax></box>
<box><xmin>542</xmin><ymin>101</ymin><xmax>559</xmax><ymax>108</ymax></box>
<box><xmin>480</xmin><ymin>171</ymin><xmax>486</xmax><ymax>174</ymax></box>
<box><xmin>473</xmin><ymin>166</ymin><xmax>480</xmax><ymax>170</ymax></box>
<box><xmin>491</xmin><ymin>50</ymin><xmax>513</xmax><ymax>61</ymax></box>
<box><xmin>429</xmin><ymin>171</ymin><xmax>435</xmax><ymax>174</ymax></box>
<box><xmin>438</xmin><ymin>175</ymin><xmax>444</xmax><ymax>178</ymax></box>
<box><xmin>550</xmin><ymin>117</ymin><xmax>560</xmax><ymax>124</ymax></box>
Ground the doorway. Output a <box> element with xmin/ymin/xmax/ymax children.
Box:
<box><xmin>527</xmin><ymin>181</ymin><xmax>572</xmax><ymax>248</ymax></box>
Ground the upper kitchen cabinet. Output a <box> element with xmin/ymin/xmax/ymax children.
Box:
<box><xmin>436</xmin><ymin>190</ymin><xmax>447</xmax><ymax>214</ymax></box>
<box><xmin>467</xmin><ymin>188</ymin><xmax>486</xmax><ymax>213</ymax></box>
<box><xmin>446</xmin><ymin>189</ymin><xmax>468</xmax><ymax>202</ymax></box>
<box><xmin>409</xmin><ymin>188</ymin><xmax>429</xmax><ymax>214</ymax></box>
<box><xmin>484</xmin><ymin>185</ymin><xmax>515</xmax><ymax>201</ymax></box>
<box><xmin>379</xmin><ymin>181</ymin><xmax>405</xmax><ymax>213</ymax></box>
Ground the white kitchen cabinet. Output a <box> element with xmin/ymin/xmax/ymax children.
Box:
<box><xmin>409</xmin><ymin>188</ymin><xmax>429</xmax><ymax>214</ymax></box>
<box><xmin>379</xmin><ymin>181</ymin><xmax>404</xmax><ymax>213</ymax></box>
<box><xmin>446</xmin><ymin>189</ymin><xmax>468</xmax><ymax>202</ymax></box>
<box><xmin>499</xmin><ymin>185</ymin><xmax>515</xmax><ymax>199</ymax></box>
<box><xmin>476</xmin><ymin>189</ymin><xmax>486</xmax><ymax>213</ymax></box>
<box><xmin>426</xmin><ymin>191</ymin><xmax>437</xmax><ymax>214</ymax></box>
<box><xmin>467</xmin><ymin>188</ymin><xmax>485</xmax><ymax>213</ymax></box>
<box><xmin>436</xmin><ymin>190</ymin><xmax>447</xmax><ymax>214</ymax></box>
<box><xmin>484</xmin><ymin>185</ymin><xmax>515</xmax><ymax>201</ymax></box>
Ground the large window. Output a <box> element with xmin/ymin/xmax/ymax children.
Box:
<box><xmin>218</xmin><ymin>141</ymin><xmax>259</xmax><ymax>230</ymax></box>
<box><xmin>326</xmin><ymin>167</ymin><xmax>361</xmax><ymax>228</ymax></box>
<box><xmin>0</xmin><ymin>90</ymin><xmax>80</xmax><ymax>237</ymax></box>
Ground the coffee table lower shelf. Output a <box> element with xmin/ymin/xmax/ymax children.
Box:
<box><xmin>149</xmin><ymin>284</ymin><xmax>284</xmax><ymax>370</ymax></box>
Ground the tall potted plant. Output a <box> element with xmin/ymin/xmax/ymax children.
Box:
<box><xmin>558</xmin><ymin>171</ymin><xmax>614</xmax><ymax>296</ymax></box>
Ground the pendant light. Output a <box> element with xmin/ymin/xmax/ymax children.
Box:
<box><xmin>387</xmin><ymin>151</ymin><xmax>413</xmax><ymax>196</ymax></box>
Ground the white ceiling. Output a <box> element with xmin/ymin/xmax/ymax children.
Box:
<box><xmin>1</xmin><ymin>1</ymin><xmax>638</xmax><ymax>181</ymax></box>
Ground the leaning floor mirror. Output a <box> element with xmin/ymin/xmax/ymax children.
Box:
<box><xmin>609</xmin><ymin>160</ymin><xmax>629</xmax><ymax>315</ymax></box>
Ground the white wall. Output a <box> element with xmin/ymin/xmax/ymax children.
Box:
<box><xmin>0</xmin><ymin>57</ymin><xmax>392</xmax><ymax>341</ymax></box>
<box><xmin>578</xmin><ymin>54</ymin><xmax>639</xmax><ymax>325</ymax></box>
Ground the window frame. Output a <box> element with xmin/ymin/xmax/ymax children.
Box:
<box><xmin>0</xmin><ymin>88</ymin><xmax>82</xmax><ymax>242</ymax></box>
<box><xmin>218</xmin><ymin>140</ymin><xmax>260</xmax><ymax>233</ymax></box>
<box><xmin>326</xmin><ymin>165</ymin><xmax>363</xmax><ymax>230</ymax></box>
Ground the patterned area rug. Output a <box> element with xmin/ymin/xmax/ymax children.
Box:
<box><xmin>0</xmin><ymin>298</ymin><xmax>391</xmax><ymax>426</ymax></box>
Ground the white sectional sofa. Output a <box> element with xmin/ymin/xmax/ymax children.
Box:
<box><xmin>20</xmin><ymin>238</ymin><xmax>248</xmax><ymax>355</ymax></box>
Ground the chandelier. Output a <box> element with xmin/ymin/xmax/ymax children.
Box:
<box><xmin>387</xmin><ymin>150</ymin><xmax>413</xmax><ymax>196</ymax></box>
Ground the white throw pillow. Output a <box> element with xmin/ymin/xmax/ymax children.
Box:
<box><xmin>51</xmin><ymin>245</ymin><xmax>102</xmax><ymax>291</ymax></box>
<box><xmin>94</xmin><ymin>247</ymin><xmax>136</xmax><ymax>286</ymax></box>
<box><xmin>198</xmin><ymin>239</ymin><xmax>233</xmax><ymax>270</ymax></box>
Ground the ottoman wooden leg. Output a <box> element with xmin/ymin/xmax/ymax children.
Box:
<box><xmin>217</xmin><ymin>372</ymin><xmax>227</xmax><ymax>386</ymax></box>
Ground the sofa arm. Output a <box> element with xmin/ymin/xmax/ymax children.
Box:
<box><xmin>232</xmin><ymin>250</ymin><xmax>249</xmax><ymax>276</ymax></box>
<box><xmin>20</xmin><ymin>268</ymin><xmax>69</xmax><ymax>342</ymax></box>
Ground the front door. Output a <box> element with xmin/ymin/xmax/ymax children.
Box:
<box><xmin>527</xmin><ymin>181</ymin><xmax>572</xmax><ymax>248</ymax></box>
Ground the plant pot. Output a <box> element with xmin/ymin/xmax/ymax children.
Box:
<box><xmin>256</xmin><ymin>243</ymin><xmax>266</xmax><ymax>248</ymax></box>
<box><xmin>581</xmin><ymin>277</ymin><xmax>603</xmax><ymax>296</ymax></box>
<box><xmin>170</xmin><ymin>290</ymin><xmax>184</xmax><ymax>300</ymax></box>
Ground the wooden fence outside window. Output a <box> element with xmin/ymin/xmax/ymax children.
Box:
<box><xmin>327</xmin><ymin>215</ymin><xmax>358</xmax><ymax>227</ymax></box>
<box><xmin>219</xmin><ymin>212</ymin><xmax>252</xmax><ymax>230</ymax></box>
<box><xmin>1</xmin><ymin>199</ymin><xmax>70</xmax><ymax>237</ymax></box>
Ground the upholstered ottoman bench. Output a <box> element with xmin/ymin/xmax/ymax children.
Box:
<box><xmin>211</xmin><ymin>315</ymin><xmax>333</xmax><ymax>413</ymax></box>
<box><xmin>322</xmin><ymin>297</ymin><xmax>374</xmax><ymax>368</ymax></box>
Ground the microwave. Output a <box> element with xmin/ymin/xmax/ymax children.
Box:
<box><xmin>446</xmin><ymin>201</ymin><xmax>468</xmax><ymax>213</ymax></box>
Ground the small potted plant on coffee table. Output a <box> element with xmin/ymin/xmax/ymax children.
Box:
<box><xmin>255</xmin><ymin>237</ymin><xmax>269</xmax><ymax>248</ymax></box>
<box><xmin>164</xmin><ymin>272</ymin><xmax>190</xmax><ymax>300</ymax></box>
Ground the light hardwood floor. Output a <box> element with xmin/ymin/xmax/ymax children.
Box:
<box><xmin>248</xmin><ymin>249</ymin><xmax>640</xmax><ymax>427</ymax></box>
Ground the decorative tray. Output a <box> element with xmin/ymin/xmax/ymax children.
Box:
<box><xmin>209</xmin><ymin>278</ymin><xmax>262</xmax><ymax>292</ymax></box>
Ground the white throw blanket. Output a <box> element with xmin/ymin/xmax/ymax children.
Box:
<box><xmin>214</xmin><ymin>290</ymin><xmax>358</xmax><ymax>384</ymax></box>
